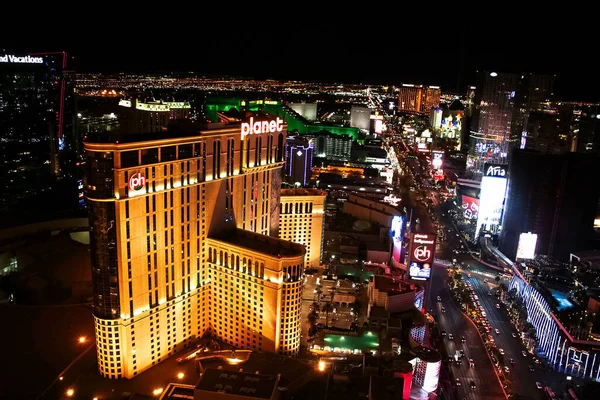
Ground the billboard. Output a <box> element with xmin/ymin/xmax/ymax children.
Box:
<box><xmin>461</xmin><ymin>195</ymin><xmax>479</xmax><ymax>220</ymax></box>
<box><xmin>391</xmin><ymin>215</ymin><xmax>404</xmax><ymax>240</ymax></box>
<box><xmin>408</xmin><ymin>233</ymin><xmax>436</xmax><ymax>280</ymax></box>
<box><xmin>516</xmin><ymin>232</ymin><xmax>538</xmax><ymax>260</ymax></box>
<box><xmin>475</xmin><ymin>163</ymin><xmax>508</xmax><ymax>238</ymax></box>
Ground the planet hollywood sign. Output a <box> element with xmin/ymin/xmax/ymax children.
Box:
<box><xmin>0</xmin><ymin>54</ymin><xmax>44</xmax><ymax>64</ymax></box>
<box><xmin>240</xmin><ymin>117</ymin><xmax>284</xmax><ymax>140</ymax></box>
<box><xmin>129</xmin><ymin>172</ymin><xmax>146</xmax><ymax>192</ymax></box>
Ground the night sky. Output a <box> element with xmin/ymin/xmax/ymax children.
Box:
<box><xmin>3</xmin><ymin>13</ymin><xmax>597</xmax><ymax>101</ymax></box>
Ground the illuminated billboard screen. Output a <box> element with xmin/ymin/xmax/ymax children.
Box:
<box><xmin>408</xmin><ymin>233</ymin><xmax>436</xmax><ymax>280</ymax></box>
<box><xmin>391</xmin><ymin>216</ymin><xmax>403</xmax><ymax>240</ymax></box>
<box><xmin>475</xmin><ymin>164</ymin><xmax>507</xmax><ymax>238</ymax></box>
<box><xmin>409</xmin><ymin>262</ymin><xmax>431</xmax><ymax>280</ymax></box>
<box><xmin>516</xmin><ymin>232</ymin><xmax>537</xmax><ymax>260</ymax></box>
<box><xmin>374</xmin><ymin>119</ymin><xmax>383</xmax><ymax>134</ymax></box>
<box><xmin>461</xmin><ymin>195</ymin><xmax>479</xmax><ymax>220</ymax></box>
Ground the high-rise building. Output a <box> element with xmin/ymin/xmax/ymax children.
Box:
<box><xmin>310</xmin><ymin>132</ymin><xmax>352</xmax><ymax>160</ymax></box>
<box><xmin>499</xmin><ymin>150</ymin><xmax>600</xmax><ymax>261</ymax></box>
<box><xmin>467</xmin><ymin>72</ymin><xmax>554</xmax><ymax>178</ymax></box>
<box><xmin>0</xmin><ymin>51</ymin><xmax>78</xmax><ymax>222</ymax></box>
<box><xmin>284</xmin><ymin>136</ymin><xmax>314</xmax><ymax>186</ymax></box>
<box><xmin>350</xmin><ymin>105</ymin><xmax>371</xmax><ymax>130</ymax></box>
<box><xmin>397</xmin><ymin>84</ymin><xmax>441</xmax><ymax>114</ymax></box>
<box><xmin>85</xmin><ymin>114</ymin><xmax>306</xmax><ymax>379</ymax></box>
<box><xmin>288</xmin><ymin>102</ymin><xmax>317</xmax><ymax>121</ymax></box>
<box><xmin>118</xmin><ymin>99</ymin><xmax>191</xmax><ymax>133</ymax></box>
<box><xmin>279</xmin><ymin>189</ymin><xmax>326</xmax><ymax>269</ymax></box>
<box><xmin>429</xmin><ymin>107</ymin><xmax>442</xmax><ymax>129</ymax></box>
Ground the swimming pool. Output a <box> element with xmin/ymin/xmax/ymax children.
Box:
<box><xmin>549</xmin><ymin>289</ymin><xmax>574</xmax><ymax>311</ymax></box>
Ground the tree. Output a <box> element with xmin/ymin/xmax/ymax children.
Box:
<box><xmin>308</xmin><ymin>310</ymin><xmax>318</xmax><ymax>327</ymax></box>
<box><xmin>322</xmin><ymin>302</ymin><xmax>334</xmax><ymax>328</ymax></box>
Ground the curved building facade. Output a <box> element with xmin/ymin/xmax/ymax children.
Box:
<box><xmin>86</xmin><ymin>116</ymin><xmax>305</xmax><ymax>379</ymax></box>
<box><xmin>509</xmin><ymin>273</ymin><xmax>600</xmax><ymax>380</ymax></box>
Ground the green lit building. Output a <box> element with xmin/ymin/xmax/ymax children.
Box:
<box><xmin>204</xmin><ymin>97</ymin><xmax>360</xmax><ymax>140</ymax></box>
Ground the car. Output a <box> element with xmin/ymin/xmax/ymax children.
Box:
<box><xmin>529</xmin><ymin>365</ymin><xmax>536</xmax><ymax>372</ymax></box>
<box><xmin>455</xmin><ymin>378</ymin><xmax>461</xmax><ymax>386</ymax></box>
<box><xmin>470</xmin><ymin>381</ymin><xmax>476</xmax><ymax>389</ymax></box>
<box><xmin>488</xmin><ymin>291</ymin><xmax>492</xmax><ymax>296</ymax></box>
<box><xmin>499</xmin><ymin>348</ymin><xmax>505</xmax><ymax>355</ymax></box>
<box><xmin>461</xmin><ymin>336</ymin><xmax>466</xmax><ymax>343</ymax></box>
<box><xmin>495</xmin><ymin>329</ymin><xmax>500</xmax><ymax>334</ymax></box>
<box><xmin>448</xmin><ymin>333</ymin><xmax>454</xmax><ymax>340</ymax></box>
<box><xmin>448</xmin><ymin>356</ymin><xmax>454</xmax><ymax>363</ymax></box>
<box><xmin>441</xmin><ymin>307</ymin><xmax>446</xmax><ymax>313</ymax></box>
<box><xmin>536</xmin><ymin>381</ymin><xmax>543</xmax><ymax>389</ymax></box>
<box><xmin>473</xmin><ymin>294</ymin><xmax>478</xmax><ymax>300</ymax></box>
<box><xmin>460</xmin><ymin>349</ymin><xmax>465</xmax><ymax>355</ymax></box>
<box><xmin>496</xmin><ymin>303</ymin><xmax>500</xmax><ymax>309</ymax></box>
<box><xmin>482</xmin><ymin>311</ymin><xmax>487</xmax><ymax>317</ymax></box>
<box><xmin>522</xmin><ymin>351</ymin><xmax>528</xmax><ymax>357</ymax></box>
<box><xmin>512</xmin><ymin>332</ymin><xmax>517</xmax><ymax>338</ymax></box>
<box><xmin>510</xmin><ymin>358</ymin><xmax>515</xmax><ymax>365</ymax></box>
<box><xmin>441</xmin><ymin>330</ymin><xmax>446</xmax><ymax>336</ymax></box>
<box><xmin>469</xmin><ymin>358</ymin><xmax>474</xmax><ymax>367</ymax></box>
<box><xmin>504</xmin><ymin>366</ymin><xmax>510</xmax><ymax>373</ymax></box>
<box><xmin>437</xmin><ymin>296</ymin><xmax>441</xmax><ymax>302</ymax></box>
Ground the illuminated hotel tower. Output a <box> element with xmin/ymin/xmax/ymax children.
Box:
<box><xmin>85</xmin><ymin>115</ymin><xmax>305</xmax><ymax>380</ymax></box>
<box><xmin>279</xmin><ymin>189</ymin><xmax>326</xmax><ymax>269</ymax></box>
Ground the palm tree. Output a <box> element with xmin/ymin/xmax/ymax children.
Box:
<box><xmin>322</xmin><ymin>302</ymin><xmax>334</xmax><ymax>328</ymax></box>
<box><xmin>308</xmin><ymin>310</ymin><xmax>318</xmax><ymax>326</ymax></box>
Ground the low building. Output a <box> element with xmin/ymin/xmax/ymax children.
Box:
<box><xmin>194</xmin><ymin>368</ymin><xmax>280</xmax><ymax>400</ymax></box>
<box><xmin>343</xmin><ymin>193</ymin><xmax>402</xmax><ymax>229</ymax></box>
<box><xmin>279</xmin><ymin>189</ymin><xmax>326</xmax><ymax>269</ymax></box>
<box><xmin>367</xmin><ymin>275</ymin><xmax>422</xmax><ymax>314</ymax></box>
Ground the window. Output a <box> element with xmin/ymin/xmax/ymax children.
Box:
<box><xmin>161</xmin><ymin>146</ymin><xmax>177</xmax><ymax>162</ymax></box>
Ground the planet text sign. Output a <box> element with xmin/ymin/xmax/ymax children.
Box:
<box><xmin>241</xmin><ymin>117</ymin><xmax>284</xmax><ymax>140</ymax></box>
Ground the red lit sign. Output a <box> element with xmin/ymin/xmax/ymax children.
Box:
<box><xmin>129</xmin><ymin>172</ymin><xmax>146</xmax><ymax>192</ymax></box>
<box><xmin>409</xmin><ymin>233</ymin><xmax>436</xmax><ymax>264</ymax></box>
<box><xmin>241</xmin><ymin>117</ymin><xmax>284</xmax><ymax>140</ymax></box>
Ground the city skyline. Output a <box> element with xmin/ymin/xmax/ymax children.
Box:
<box><xmin>3</xmin><ymin>17</ymin><xmax>599</xmax><ymax>101</ymax></box>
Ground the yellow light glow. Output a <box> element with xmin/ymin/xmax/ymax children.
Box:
<box><xmin>153</xmin><ymin>388</ymin><xmax>163</xmax><ymax>396</ymax></box>
<box><xmin>177</xmin><ymin>372</ymin><xmax>185</xmax><ymax>379</ymax></box>
<box><xmin>59</xmin><ymin>376</ymin><xmax>64</xmax><ymax>381</ymax></box>
<box><xmin>66</xmin><ymin>389</ymin><xmax>74</xmax><ymax>397</ymax></box>
<box><xmin>227</xmin><ymin>357</ymin><xmax>243</xmax><ymax>365</ymax></box>
<box><xmin>318</xmin><ymin>360</ymin><xmax>326</xmax><ymax>372</ymax></box>
<box><xmin>93</xmin><ymin>398</ymin><xmax>99</xmax><ymax>400</ymax></box>
<box><xmin>78</xmin><ymin>336</ymin><xmax>86</xmax><ymax>344</ymax></box>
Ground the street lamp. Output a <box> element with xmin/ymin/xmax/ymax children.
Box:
<box><xmin>177</xmin><ymin>372</ymin><xmax>185</xmax><ymax>379</ymax></box>
<box><xmin>153</xmin><ymin>388</ymin><xmax>163</xmax><ymax>396</ymax></box>
<box><xmin>78</xmin><ymin>336</ymin><xmax>86</xmax><ymax>344</ymax></box>
<box><xmin>66</xmin><ymin>389</ymin><xmax>74</xmax><ymax>397</ymax></box>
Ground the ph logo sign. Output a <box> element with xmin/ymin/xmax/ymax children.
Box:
<box><xmin>413</xmin><ymin>245</ymin><xmax>431</xmax><ymax>262</ymax></box>
<box><xmin>129</xmin><ymin>172</ymin><xmax>146</xmax><ymax>192</ymax></box>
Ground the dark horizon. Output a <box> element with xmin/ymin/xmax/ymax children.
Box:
<box><xmin>3</xmin><ymin>16</ymin><xmax>598</xmax><ymax>102</ymax></box>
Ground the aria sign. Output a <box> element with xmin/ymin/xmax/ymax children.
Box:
<box><xmin>0</xmin><ymin>54</ymin><xmax>44</xmax><ymax>64</ymax></box>
<box><xmin>484</xmin><ymin>163</ymin><xmax>507</xmax><ymax>178</ymax></box>
<box><xmin>241</xmin><ymin>117</ymin><xmax>284</xmax><ymax>140</ymax></box>
<box><xmin>129</xmin><ymin>172</ymin><xmax>146</xmax><ymax>192</ymax></box>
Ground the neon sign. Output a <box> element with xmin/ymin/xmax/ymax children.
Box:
<box><xmin>414</xmin><ymin>245</ymin><xmax>432</xmax><ymax>262</ymax></box>
<box><xmin>241</xmin><ymin>117</ymin><xmax>284</xmax><ymax>140</ymax></box>
<box><xmin>0</xmin><ymin>54</ymin><xmax>44</xmax><ymax>64</ymax></box>
<box><xmin>129</xmin><ymin>172</ymin><xmax>146</xmax><ymax>192</ymax></box>
<box><xmin>484</xmin><ymin>163</ymin><xmax>507</xmax><ymax>177</ymax></box>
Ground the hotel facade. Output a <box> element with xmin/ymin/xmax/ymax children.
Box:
<box><xmin>279</xmin><ymin>189</ymin><xmax>326</xmax><ymax>269</ymax></box>
<box><xmin>85</xmin><ymin>115</ymin><xmax>305</xmax><ymax>379</ymax></box>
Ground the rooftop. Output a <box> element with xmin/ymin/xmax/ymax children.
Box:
<box><xmin>372</xmin><ymin>275</ymin><xmax>414</xmax><ymax>294</ymax></box>
<box><xmin>195</xmin><ymin>368</ymin><xmax>278</xmax><ymax>399</ymax></box>
<box><xmin>210</xmin><ymin>229</ymin><xmax>305</xmax><ymax>258</ymax></box>
<box><xmin>369</xmin><ymin>375</ymin><xmax>406</xmax><ymax>400</ymax></box>
<box><xmin>281</xmin><ymin>188</ymin><xmax>327</xmax><ymax>197</ymax></box>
